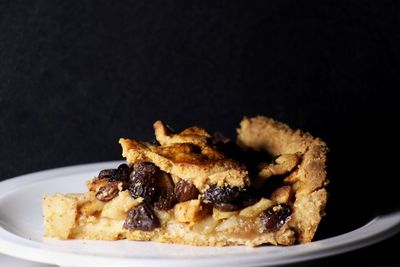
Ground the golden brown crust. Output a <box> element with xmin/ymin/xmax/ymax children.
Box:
<box><xmin>119</xmin><ymin>138</ymin><xmax>249</xmax><ymax>192</ymax></box>
<box><xmin>237</xmin><ymin>115</ymin><xmax>328</xmax><ymax>243</ymax></box>
<box><xmin>154</xmin><ymin>120</ymin><xmax>211</xmax><ymax>147</ymax></box>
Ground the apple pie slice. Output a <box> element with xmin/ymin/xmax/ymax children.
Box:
<box><xmin>43</xmin><ymin>116</ymin><xmax>328</xmax><ymax>246</ymax></box>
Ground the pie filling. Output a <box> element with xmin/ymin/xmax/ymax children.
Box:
<box><xmin>43</xmin><ymin>117</ymin><xmax>328</xmax><ymax>246</ymax></box>
<box><xmin>90</xmin><ymin>161</ymin><xmax>294</xmax><ymax>231</ymax></box>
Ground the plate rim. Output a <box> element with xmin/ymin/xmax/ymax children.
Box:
<box><xmin>1</xmin><ymin>161</ymin><xmax>400</xmax><ymax>267</ymax></box>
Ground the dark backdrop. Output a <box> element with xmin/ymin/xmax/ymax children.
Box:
<box><xmin>1</xmin><ymin>1</ymin><xmax>399</xmax><ymax>265</ymax></box>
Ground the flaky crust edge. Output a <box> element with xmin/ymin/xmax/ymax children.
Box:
<box><xmin>237</xmin><ymin>115</ymin><xmax>328</xmax><ymax>243</ymax></box>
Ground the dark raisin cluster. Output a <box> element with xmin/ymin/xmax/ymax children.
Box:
<box><xmin>97</xmin><ymin>162</ymin><xmax>200</xmax><ymax>231</ymax></box>
<box><xmin>96</xmin><ymin>163</ymin><xmax>161</xmax><ymax>231</ymax></box>
<box><xmin>95</xmin><ymin>164</ymin><xmax>132</xmax><ymax>202</ymax></box>
<box><xmin>204</xmin><ymin>185</ymin><xmax>242</xmax><ymax>204</ymax></box>
<box><xmin>98</xmin><ymin>163</ymin><xmax>132</xmax><ymax>184</ymax></box>
<box><xmin>203</xmin><ymin>185</ymin><xmax>258</xmax><ymax>211</ymax></box>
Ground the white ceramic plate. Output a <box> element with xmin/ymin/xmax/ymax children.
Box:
<box><xmin>0</xmin><ymin>162</ymin><xmax>399</xmax><ymax>267</ymax></box>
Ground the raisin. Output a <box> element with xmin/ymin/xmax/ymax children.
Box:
<box><xmin>260</xmin><ymin>204</ymin><xmax>292</xmax><ymax>232</ymax></box>
<box><xmin>128</xmin><ymin>162</ymin><xmax>158</xmax><ymax>203</ymax></box>
<box><xmin>111</xmin><ymin>164</ymin><xmax>132</xmax><ymax>182</ymax></box>
<box><xmin>129</xmin><ymin>162</ymin><xmax>159</xmax><ymax>182</ymax></box>
<box><xmin>203</xmin><ymin>186</ymin><xmax>258</xmax><ymax>211</ymax></box>
<box><xmin>174</xmin><ymin>180</ymin><xmax>200</xmax><ymax>202</ymax></box>
<box><xmin>154</xmin><ymin>192</ymin><xmax>177</xmax><ymax>210</ymax></box>
<box><xmin>156</xmin><ymin>172</ymin><xmax>174</xmax><ymax>193</ymax></box>
<box><xmin>123</xmin><ymin>203</ymin><xmax>160</xmax><ymax>231</ymax></box>
<box><xmin>98</xmin><ymin>169</ymin><xmax>117</xmax><ymax>179</ymax></box>
<box><xmin>98</xmin><ymin>164</ymin><xmax>132</xmax><ymax>184</ymax></box>
<box><xmin>96</xmin><ymin>182</ymin><xmax>119</xmax><ymax>202</ymax></box>
<box><xmin>203</xmin><ymin>185</ymin><xmax>242</xmax><ymax>204</ymax></box>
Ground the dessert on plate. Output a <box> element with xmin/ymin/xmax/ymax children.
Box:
<box><xmin>43</xmin><ymin>116</ymin><xmax>328</xmax><ymax>246</ymax></box>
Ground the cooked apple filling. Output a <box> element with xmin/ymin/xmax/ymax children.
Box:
<box><xmin>43</xmin><ymin>116</ymin><xmax>328</xmax><ymax>246</ymax></box>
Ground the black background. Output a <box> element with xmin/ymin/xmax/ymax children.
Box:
<box><xmin>1</xmin><ymin>1</ymin><xmax>399</xmax><ymax>266</ymax></box>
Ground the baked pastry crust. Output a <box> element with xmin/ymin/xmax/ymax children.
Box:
<box><xmin>237</xmin><ymin>116</ymin><xmax>328</xmax><ymax>243</ymax></box>
<box><xmin>43</xmin><ymin>116</ymin><xmax>328</xmax><ymax>246</ymax></box>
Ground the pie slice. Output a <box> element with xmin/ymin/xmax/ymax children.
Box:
<box><xmin>43</xmin><ymin>116</ymin><xmax>328</xmax><ymax>246</ymax></box>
